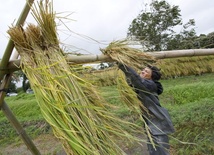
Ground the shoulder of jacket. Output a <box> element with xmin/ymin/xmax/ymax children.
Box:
<box><xmin>142</xmin><ymin>79</ymin><xmax>157</xmax><ymax>91</ymax></box>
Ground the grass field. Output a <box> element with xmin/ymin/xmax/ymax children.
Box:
<box><xmin>0</xmin><ymin>73</ymin><xmax>214</xmax><ymax>155</ymax></box>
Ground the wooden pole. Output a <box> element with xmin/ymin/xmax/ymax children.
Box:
<box><xmin>146</xmin><ymin>48</ymin><xmax>214</xmax><ymax>59</ymax></box>
<box><xmin>3</xmin><ymin>48</ymin><xmax>214</xmax><ymax>71</ymax></box>
<box><xmin>1</xmin><ymin>101</ymin><xmax>41</xmax><ymax>155</ymax></box>
<box><xmin>66</xmin><ymin>48</ymin><xmax>214</xmax><ymax>63</ymax></box>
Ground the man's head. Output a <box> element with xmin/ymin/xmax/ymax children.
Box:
<box><xmin>140</xmin><ymin>65</ymin><xmax>162</xmax><ymax>81</ymax></box>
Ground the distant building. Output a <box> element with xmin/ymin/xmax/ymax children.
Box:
<box><xmin>83</xmin><ymin>63</ymin><xmax>109</xmax><ymax>70</ymax></box>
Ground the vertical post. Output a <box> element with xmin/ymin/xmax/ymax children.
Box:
<box><xmin>1</xmin><ymin>101</ymin><xmax>41</xmax><ymax>155</ymax></box>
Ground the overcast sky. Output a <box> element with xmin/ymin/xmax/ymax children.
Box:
<box><xmin>0</xmin><ymin>0</ymin><xmax>214</xmax><ymax>59</ymax></box>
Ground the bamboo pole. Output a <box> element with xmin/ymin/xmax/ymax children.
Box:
<box><xmin>66</xmin><ymin>48</ymin><xmax>214</xmax><ymax>63</ymax></box>
<box><xmin>66</xmin><ymin>53</ymin><xmax>113</xmax><ymax>64</ymax></box>
<box><xmin>1</xmin><ymin>101</ymin><xmax>41</xmax><ymax>155</ymax></box>
<box><xmin>3</xmin><ymin>48</ymin><xmax>214</xmax><ymax>71</ymax></box>
<box><xmin>0</xmin><ymin>0</ymin><xmax>41</xmax><ymax>155</ymax></box>
<box><xmin>147</xmin><ymin>48</ymin><xmax>214</xmax><ymax>59</ymax></box>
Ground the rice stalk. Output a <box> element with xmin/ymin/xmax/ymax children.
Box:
<box><xmin>100</xmin><ymin>40</ymin><xmax>157</xmax><ymax>71</ymax></box>
<box><xmin>101</xmin><ymin>40</ymin><xmax>157</xmax><ymax>149</ymax></box>
<box><xmin>31</xmin><ymin>0</ymin><xmax>58</xmax><ymax>45</ymax></box>
<box><xmin>157</xmin><ymin>56</ymin><xmax>214</xmax><ymax>78</ymax></box>
<box><xmin>8</xmin><ymin>1</ymin><xmax>148</xmax><ymax>154</ymax></box>
<box><xmin>100</xmin><ymin>40</ymin><xmax>156</xmax><ymax>115</ymax></box>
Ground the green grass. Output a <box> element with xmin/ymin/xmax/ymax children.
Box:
<box><xmin>159</xmin><ymin>73</ymin><xmax>214</xmax><ymax>105</ymax></box>
<box><xmin>160</xmin><ymin>82</ymin><xmax>214</xmax><ymax>105</ymax></box>
<box><xmin>0</xmin><ymin>73</ymin><xmax>214</xmax><ymax>154</ymax></box>
<box><xmin>160</xmin><ymin>73</ymin><xmax>214</xmax><ymax>154</ymax></box>
<box><xmin>0</xmin><ymin>93</ymin><xmax>50</xmax><ymax>146</ymax></box>
<box><xmin>5</xmin><ymin>93</ymin><xmax>43</xmax><ymax>121</ymax></box>
<box><xmin>168</xmin><ymin>99</ymin><xmax>214</xmax><ymax>155</ymax></box>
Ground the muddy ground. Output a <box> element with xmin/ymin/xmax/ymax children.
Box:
<box><xmin>0</xmin><ymin>134</ymin><xmax>149</xmax><ymax>155</ymax></box>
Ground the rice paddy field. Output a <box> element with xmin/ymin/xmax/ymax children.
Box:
<box><xmin>0</xmin><ymin>72</ymin><xmax>213</xmax><ymax>155</ymax></box>
<box><xmin>1</xmin><ymin>1</ymin><xmax>213</xmax><ymax>154</ymax></box>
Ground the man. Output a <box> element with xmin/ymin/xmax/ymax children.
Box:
<box><xmin>118</xmin><ymin>64</ymin><xmax>175</xmax><ymax>155</ymax></box>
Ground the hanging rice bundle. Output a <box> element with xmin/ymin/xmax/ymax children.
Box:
<box><xmin>100</xmin><ymin>40</ymin><xmax>157</xmax><ymax>71</ymax></box>
<box><xmin>8</xmin><ymin>1</ymin><xmax>148</xmax><ymax>154</ymax></box>
<box><xmin>100</xmin><ymin>40</ymin><xmax>158</xmax><ymax>148</ymax></box>
<box><xmin>156</xmin><ymin>56</ymin><xmax>214</xmax><ymax>78</ymax></box>
<box><xmin>100</xmin><ymin>41</ymin><xmax>156</xmax><ymax>113</ymax></box>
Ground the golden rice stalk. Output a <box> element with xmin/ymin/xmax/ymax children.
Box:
<box><xmin>8</xmin><ymin>1</ymin><xmax>148</xmax><ymax>154</ymax></box>
<box><xmin>7</xmin><ymin>26</ymin><xmax>31</xmax><ymax>50</ymax></box>
<box><xmin>100</xmin><ymin>40</ymin><xmax>157</xmax><ymax>71</ymax></box>
<box><xmin>100</xmin><ymin>40</ymin><xmax>155</xmax><ymax>117</ymax></box>
<box><xmin>156</xmin><ymin>56</ymin><xmax>214</xmax><ymax>78</ymax></box>
<box><xmin>31</xmin><ymin>0</ymin><xmax>58</xmax><ymax>45</ymax></box>
<box><xmin>101</xmin><ymin>40</ymin><xmax>156</xmax><ymax>149</ymax></box>
<box><xmin>25</xmin><ymin>24</ymin><xmax>44</xmax><ymax>48</ymax></box>
<box><xmin>9</xmin><ymin>27</ymin><xmax>138</xmax><ymax>155</ymax></box>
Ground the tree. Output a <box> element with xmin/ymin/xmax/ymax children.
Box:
<box><xmin>6</xmin><ymin>71</ymin><xmax>20</xmax><ymax>93</ymax></box>
<box><xmin>10</xmin><ymin>70</ymin><xmax>31</xmax><ymax>92</ymax></box>
<box><xmin>7</xmin><ymin>81</ymin><xmax>17</xmax><ymax>93</ymax></box>
<box><xmin>195</xmin><ymin>32</ymin><xmax>214</xmax><ymax>49</ymax></box>
<box><xmin>166</xmin><ymin>19</ymin><xmax>197</xmax><ymax>50</ymax></box>
<box><xmin>22</xmin><ymin>73</ymin><xmax>31</xmax><ymax>92</ymax></box>
<box><xmin>127</xmin><ymin>0</ymin><xmax>196</xmax><ymax>51</ymax></box>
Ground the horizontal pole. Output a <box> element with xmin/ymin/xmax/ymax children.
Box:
<box><xmin>147</xmin><ymin>48</ymin><xmax>214</xmax><ymax>59</ymax></box>
<box><xmin>66</xmin><ymin>54</ymin><xmax>113</xmax><ymax>64</ymax></box>
<box><xmin>4</xmin><ymin>48</ymin><xmax>214</xmax><ymax>71</ymax></box>
<box><xmin>66</xmin><ymin>48</ymin><xmax>214</xmax><ymax>63</ymax></box>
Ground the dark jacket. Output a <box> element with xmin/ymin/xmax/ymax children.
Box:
<box><xmin>118</xmin><ymin>64</ymin><xmax>175</xmax><ymax>135</ymax></box>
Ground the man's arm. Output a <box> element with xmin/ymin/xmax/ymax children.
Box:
<box><xmin>118</xmin><ymin>64</ymin><xmax>156</xmax><ymax>93</ymax></box>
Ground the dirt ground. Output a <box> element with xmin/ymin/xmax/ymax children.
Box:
<box><xmin>0</xmin><ymin>134</ymin><xmax>149</xmax><ymax>155</ymax></box>
<box><xmin>0</xmin><ymin>134</ymin><xmax>65</xmax><ymax>155</ymax></box>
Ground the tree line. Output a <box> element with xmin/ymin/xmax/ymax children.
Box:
<box><xmin>128</xmin><ymin>0</ymin><xmax>214</xmax><ymax>51</ymax></box>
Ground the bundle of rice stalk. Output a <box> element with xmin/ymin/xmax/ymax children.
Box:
<box><xmin>100</xmin><ymin>40</ymin><xmax>157</xmax><ymax>71</ymax></box>
<box><xmin>8</xmin><ymin>1</ymin><xmax>147</xmax><ymax>154</ymax></box>
<box><xmin>101</xmin><ymin>40</ymin><xmax>156</xmax><ymax>119</ymax></box>
<box><xmin>101</xmin><ymin>40</ymin><xmax>156</xmax><ymax>148</ymax></box>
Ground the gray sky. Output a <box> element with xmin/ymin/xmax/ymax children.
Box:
<box><xmin>0</xmin><ymin>0</ymin><xmax>214</xmax><ymax>59</ymax></box>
